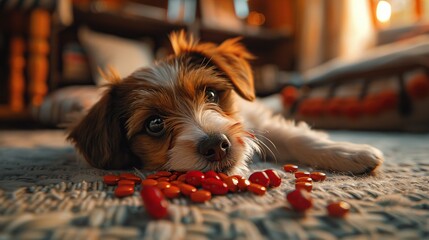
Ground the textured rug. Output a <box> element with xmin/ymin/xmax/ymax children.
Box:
<box><xmin>0</xmin><ymin>130</ymin><xmax>428</xmax><ymax>240</ymax></box>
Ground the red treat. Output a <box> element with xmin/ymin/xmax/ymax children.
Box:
<box><xmin>247</xmin><ymin>183</ymin><xmax>266</xmax><ymax>196</ymax></box>
<box><xmin>177</xmin><ymin>174</ymin><xmax>187</xmax><ymax>182</ymax></box>
<box><xmin>218</xmin><ymin>172</ymin><xmax>229</xmax><ymax>181</ymax></box>
<box><xmin>156</xmin><ymin>171</ymin><xmax>172</xmax><ymax>177</ymax></box>
<box><xmin>224</xmin><ymin>176</ymin><xmax>239</xmax><ymax>192</ymax></box>
<box><xmin>283</xmin><ymin>164</ymin><xmax>298</xmax><ymax>173</ymax></box>
<box><xmin>202</xmin><ymin>178</ymin><xmax>228</xmax><ymax>195</ymax></box>
<box><xmin>294</xmin><ymin>171</ymin><xmax>310</xmax><ymax>179</ymax></box>
<box><xmin>118</xmin><ymin>179</ymin><xmax>135</xmax><ymax>186</ymax></box>
<box><xmin>286</xmin><ymin>189</ymin><xmax>313</xmax><ymax>212</ymax></box>
<box><xmin>170</xmin><ymin>180</ymin><xmax>183</xmax><ymax>187</ymax></box>
<box><xmin>168</xmin><ymin>174</ymin><xmax>178</xmax><ymax>181</ymax></box>
<box><xmin>157</xmin><ymin>177</ymin><xmax>170</xmax><ymax>182</ymax></box>
<box><xmin>204</xmin><ymin>170</ymin><xmax>220</xmax><ymax>180</ymax></box>
<box><xmin>295</xmin><ymin>177</ymin><xmax>312</xmax><ymax>183</ymax></box>
<box><xmin>115</xmin><ymin>185</ymin><xmax>134</xmax><ymax>198</ymax></box>
<box><xmin>295</xmin><ymin>182</ymin><xmax>313</xmax><ymax>192</ymax></box>
<box><xmin>103</xmin><ymin>175</ymin><xmax>120</xmax><ymax>185</ymax></box>
<box><xmin>248</xmin><ymin>171</ymin><xmax>270</xmax><ymax>188</ymax></box>
<box><xmin>179</xmin><ymin>183</ymin><xmax>197</xmax><ymax>196</ymax></box>
<box><xmin>156</xmin><ymin>181</ymin><xmax>171</xmax><ymax>190</ymax></box>
<box><xmin>185</xmin><ymin>170</ymin><xmax>205</xmax><ymax>187</ymax></box>
<box><xmin>120</xmin><ymin>173</ymin><xmax>141</xmax><ymax>183</ymax></box>
<box><xmin>146</xmin><ymin>174</ymin><xmax>159</xmax><ymax>179</ymax></box>
<box><xmin>264</xmin><ymin>169</ymin><xmax>282</xmax><ymax>187</ymax></box>
<box><xmin>141</xmin><ymin>186</ymin><xmax>168</xmax><ymax>219</ymax></box>
<box><xmin>190</xmin><ymin>190</ymin><xmax>212</xmax><ymax>203</ymax></box>
<box><xmin>141</xmin><ymin>179</ymin><xmax>158</xmax><ymax>187</ymax></box>
<box><xmin>327</xmin><ymin>201</ymin><xmax>350</xmax><ymax>217</ymax></box>
<box><xmin>237</xmin><ymin>178</ymin><xmax>250</xmax><ymax>192</ymax></box>
<box><xmin>163</xmin><ymin>186</ymin><xmax>181</xmax><ymax>199</ymax></box>
<box><xmin>310</xmin><ymin>172</ymin><xmax>326</xmax><ymax>182</ymax></box>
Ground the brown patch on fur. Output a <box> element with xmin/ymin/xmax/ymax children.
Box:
<box><xmin>170</xmin><ymin>31</ymin><xmax>256</xmax><ymax>101</ymax></box>
<box><xmin>67</xmin><ymin>85</ymin><xmax>138</xmax><ymax>169</ymax></box>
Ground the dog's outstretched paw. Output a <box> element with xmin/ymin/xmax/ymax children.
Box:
<box><xmin>322</xmin><ymin>142</ymin><xmax>384</xmax><ymax>174</ymax></box>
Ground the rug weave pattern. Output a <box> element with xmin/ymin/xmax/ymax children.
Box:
<box><xmin>0</xmin><ymin>131</ymin><xmax>428</xmax><ymax>239</ymax></box>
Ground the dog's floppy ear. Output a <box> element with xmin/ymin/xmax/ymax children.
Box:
<box><xmin>67</xmin><ymin>84</ymin><xmax>137</xmax><ymax>169</ymax></box>
<box><xmin>170</xmin><ymin>31</ymin><xmax>256</xmax><ymax>101</ymax></box>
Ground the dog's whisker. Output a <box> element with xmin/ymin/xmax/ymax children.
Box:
<box><xmin>252</xmin><ymin>134</ymin><xmax>278</xmax><ymax>164</ymax></box>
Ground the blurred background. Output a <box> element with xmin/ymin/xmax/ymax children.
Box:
<box><xmin>1</xmin><ymin>0</ymin><xmax>428</xmax><ymax>130</ymax></box>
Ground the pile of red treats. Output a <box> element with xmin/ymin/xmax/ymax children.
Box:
<box><xmin>103</xmin><ymin>166</ymin><xmax>350</xmax><ymax>219</ymax></box>
<box><xmin>283</xmin><ymin>164</ymin><xmax>350</xmax><ymax>217</ymax></box>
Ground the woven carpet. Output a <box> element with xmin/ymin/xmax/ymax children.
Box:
<box><xmin>0</xmin><ymin>130</ymin><xmax>428</xmax><ymax>240</ymax></box>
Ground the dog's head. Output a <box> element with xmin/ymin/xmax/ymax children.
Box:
<box><xmin>67</xmin><ymin>31</ymin><xmax>258</xmax><ymax>174</ymax></box>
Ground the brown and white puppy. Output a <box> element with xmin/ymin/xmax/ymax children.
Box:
<box><xmin>68</xmin><ymin>31</ymin><xmax>383</xmax><ymax>175</ymax></box>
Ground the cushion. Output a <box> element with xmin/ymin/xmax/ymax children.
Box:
<box><xmin>78</xmin><ymin>27</ymin><xmax>154</xmax><ymax>85</ymax></box>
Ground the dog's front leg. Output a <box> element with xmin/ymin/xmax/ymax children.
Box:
<box><xmin>240</xmin><ymin>99</ymin><xmax>384</xmax><ymax>174</ymax></box>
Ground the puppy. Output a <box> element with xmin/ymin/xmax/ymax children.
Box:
<box><xmin>68</xmin><ymin>31</ymin><xmax>383</xmax><ymax>175</ymax></box>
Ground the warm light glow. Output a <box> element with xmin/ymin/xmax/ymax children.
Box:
<box><xmin>376</xmin><ymin>0</ymin><xmax>392</xmax><ymax>23</ymax></box>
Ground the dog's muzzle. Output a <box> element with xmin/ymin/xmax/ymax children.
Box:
<box><xmin>198</xmin><ymin>133</ymin><xmax>231</xmax><ymax>162</ymax></box>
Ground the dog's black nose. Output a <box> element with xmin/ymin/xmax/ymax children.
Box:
<box><xmin>198</xmin><ymin>134</ymin><xmax>231</xmax><ymax>162</ymax></box>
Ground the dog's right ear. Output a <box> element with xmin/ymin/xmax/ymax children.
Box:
<box><xmin>67</xmin><ymin>85</ymin><xmax>137</xmax><ymax>169</ymax></box>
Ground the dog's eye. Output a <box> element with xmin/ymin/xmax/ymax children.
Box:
<box><xmin>205</xmin><ymin>89</ymin><xmax>219</xmax><ymax>103</ymax></box>
<box><xmin>145</xmin><ymin>116</ymin><xmax>165</xmax><ymax>137</ymax></box>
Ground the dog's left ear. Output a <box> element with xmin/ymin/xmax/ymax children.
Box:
<box><xmin>170</xmin><ymin>31</ymin><xmax>256</xmax><ymax>101</ymax></box>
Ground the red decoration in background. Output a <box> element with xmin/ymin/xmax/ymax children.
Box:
<box><xmin>407</xmin><ymin>74</ymin><xmax>429</xmax><ymax>99</ymax></box>
<box><xmin>281</xmin><ymin>86</ymin><xmax>299</xmax><ymax>106</ymax></box>
<box><xmin>341</xmin><ymin>98</ymin><xmax>363</xmax><ymax>119</ymax></box>
<box><xmin>298</xmin><ymin>98</ymin><xmax>326</xmax><ymax>116</ymax></box>
<box><xmin>326</xmin><ymin>98</ymin><xmax>344</xmax><ymax>116</ymax></box>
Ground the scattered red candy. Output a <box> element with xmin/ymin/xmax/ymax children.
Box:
<box><xmin>294</xmin><ymin>171</ymin><xmax>310</xmax><ymax>179</ymax></box>
<box><xmin>204</xmin><ymin>170</ymin><xmax>220</xmax><ymax>180</ymax></box>
<box><xmin>156</xmin><ymin>171</ymin><xmax>172</xmax><ymax>177</ymax></box>
<box><xmin>111</xmin><ymin>167</ymin><xmax>347</xmax><ymax>219</ymax></box>
<box><xmin>146</xmin><ymin>174</ymin><xmax>159</xmax><ymax>179</ymax></box>
<box><xmin>248</xmin><ymin>171</ymin><xmax>270</xmax><ymax>188</ymax></box>
<box><xmin>156</xmin><ymin>177</ymin><xmax>170</xmax><ymax>182</ymax></box>
<box><xmin>179</xmin><ymin>183</ymin><xmax>197</xmax><ymax>196</ymax></box>
<box><xmin>190</xmin><ymin>190</ymin><xmax>212</xmax><ymax>203</ymax></box>
<box><xmin>224</xmin><ymin>176</ymin><xmax>239</xmax><ymax>192</ymax></box>
<box><xmin>118</xmin><ymin>179</ymin><xmax>135</xmax><ymax>186</ymax></box>
<box><xmin>141</xmin><ymin>186</ymin><xmax>168</xmax><ymax>219</ymax></box>
<box><xmin>177</xmin><ymin>174</ymin><xmax>187</xmax><ymax>182</ymax></box>
<box><xmin>247</xmin><ymin>183</ymin><xmax>266</xmax><ymax>196</ymax></box>
<box><xmin>103</xmin><ymin>175</ymin><xmax>120</xmax><ymax>185</ymax></box>
<box><xmin>115</xmin><ymin>185</ymin><xmax>134</xmax><ymax>198</ymax></box>
<box><xmin>202</xmin><ymin>178</ymin><xmax>228</xmax><ymax>195</ymax></box>
<box><xmin>120</xmin><ymin>173</ymin><xmax>141</xmax><ymax>183</ymax></box>
<box><xmin>286</xmin><ymin>189</ymin><xmax>313</xmax><ymax>212</ymax></box>
<box><xmin>264</xmin><ymin>169</ymin><xmax>282</xmax><ymax>187</ymax></box>
<box><xmin>156</xmin><ymin>181</ymin><xmax>171</xmax><ymax>190</ymax></box>
<box><xmin>185</xmin><ymin>170</ymin><xmax>205</xmax><ymax>187</ymax></box>
<box><xmin>142</xmin><ymin>179</ymin><xmax>158</xmax><ymax>187</ymax></box>
<box><xmin>295</xmin><ymin>177</ymin><xmax>312</xmax><ymax>183</ymax></box>
<box><xmin>310</xmin><ymin>172</ymin><xmax>327</xmax><ymax>182</ymax></box>
<box><xmin>327</xmin><ymin>201</ymin><xmax>350</xmax><ymax>217</ymax></box>
<box><xmin>283</xmin><ymin>164</ymin><xmax>298</xmax><ymax>173</ymax></box>
<box><xmin>163</xmin><ymin>186</ymin><xmax>181</xmax><ymax>199</ymax></box>
<box><xmin>218</xmin><ymin>172</ymin><xmax>229</xmax><ymax>181</ymax></box>
<box><xmin>295</xmin><ymin>182</ymin><xmax>313</xmax><ymax>192</ymax></box>
<box><xmin>237</xmin><ymin>178</ymin><xmax>250</xmax><ymax>192</ymax></box>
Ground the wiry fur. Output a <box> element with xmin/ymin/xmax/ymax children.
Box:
<box><xmin>68</xmin><ymin>31</ymin><xmax>383</xmax><ymax>175</ymax></box>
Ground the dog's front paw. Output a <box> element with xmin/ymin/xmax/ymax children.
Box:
<box><xmin>322</xmin><ymin>142</ymin><xmax>384</xmax><ymax>174</ymax></box>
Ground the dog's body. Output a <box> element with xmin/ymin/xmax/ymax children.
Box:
<box><xmin>68</xmin><ymin>32</ymin><xmax>383</xmax><ymax>175</ymax></box>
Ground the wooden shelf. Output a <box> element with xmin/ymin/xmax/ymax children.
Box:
<box><xmin>73</xmin><ymin>7</ymin><xmax>186</xmax><ymax>39</ymax></box>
